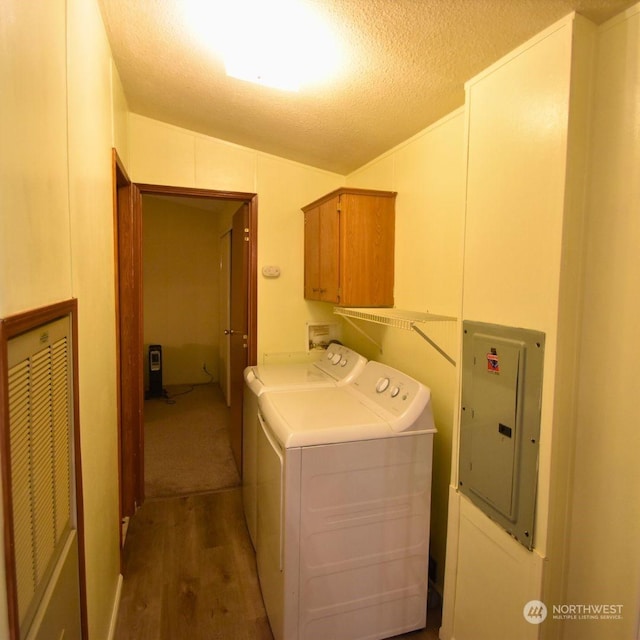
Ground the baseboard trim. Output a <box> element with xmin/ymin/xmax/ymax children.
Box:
<box><xmin>107</xmin><ymin>574</ymin><xmax>124</xmax><ymax>640</ymax></box>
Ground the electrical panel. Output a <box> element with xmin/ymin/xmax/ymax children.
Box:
<box><xmin>459</xmin><ymin>321</ymin><xmax>544</xmax><ymax>549</ymax></box>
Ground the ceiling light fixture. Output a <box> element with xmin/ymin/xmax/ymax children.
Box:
<box><xmin>185</xmin><ymin>0</ymin><xmax>342</xmax><ymax>92</ymax></box>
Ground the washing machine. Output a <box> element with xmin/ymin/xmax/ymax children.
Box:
<box><xmin>256</xmin><ymin>360</ymin><xmax>437</xmax><ymax>640</ymax></box>
<box><xmin>243</xmin><ymin>344</ymin><xmax>366</xmax><ymax>548</ymax></box>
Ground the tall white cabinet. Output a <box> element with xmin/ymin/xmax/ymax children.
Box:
<box><xmin>442</xmin><ymin>14</ymin><xmax>595</xmax><ymax>640</ymax></box>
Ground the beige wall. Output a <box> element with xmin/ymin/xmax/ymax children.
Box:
<box><xmin>342</xmin><ymin>109</ymin><xmax>466</xmax><ymax>594</ymax></box>
<box><xmin>0</xmin><ymin>0</ymin><xmax>122</xmax><ymax>638</ymax></box>
<box><xmin>0</xmin><ymin>3</ymin><xmax>71</xmax><ymax>637</ymax></box>
<box><xmin>0</xmin><ymin>0</ymin><xmax>72</xmax><ymax>315</ymax></box>
<box><xmin>142</xmin><ymin>196</ymin><xmax>233</xmax><ymax>386</ymax></box>
<box><xmin>67</xmin><ymin>1</ymin><xmax>122</xmax><ymax>637</ymax></box>
<box><xmin>563</xmin><ymin>6</ymin><xmax>640</xmax><ymax>639</ymax></box>
<box><xmin>443</xmin><ymin>15</ymin><xmax>595</xmax><ymax>640</ymax></box>
<box><xmin>440</xmin><ymin>8</ymin><xmax>640</xmax><ymax>640</ymax></box>
<box><xmin>110</xmin><ymin>60</ymin><xmax>130</xmax><ymax>170</ymax></box>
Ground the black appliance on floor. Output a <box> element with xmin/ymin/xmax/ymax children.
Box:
<box><xmin>148</xmin><ymin>344</ymin><xmax>164</xmax><ymax>398</ymax></box>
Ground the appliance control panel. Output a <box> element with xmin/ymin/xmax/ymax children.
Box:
<box><xmin>314</xmin><ymin>345</ymin><xmax>366</xmax><ymax>381</ymax></box>
<box><xmin>351</xmin><ymin>361</ymin><xmax>433</xmax><ymax>430</ymax></box>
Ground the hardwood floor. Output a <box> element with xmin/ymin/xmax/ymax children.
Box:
<box><xmin>115</xmin><ymin>488</ymin><xmax>441</xmax><ymax>640</ymax></box>
<box><xmin>115</xmin><ymin>490</ymin><xmax>272</xmax><ymax>640</ymax></box>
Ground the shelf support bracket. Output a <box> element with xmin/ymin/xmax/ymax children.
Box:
<box><xmin>339</xmin><ymin>314</ymin><xmax>383</xmax><ymax>353</ymax></box>
<box><xmin>411</xmin><ymin>323</ymin><xmax>456</xmax><ymax>366</ymax></box>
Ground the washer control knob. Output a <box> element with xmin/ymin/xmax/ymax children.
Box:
<box><xmin>326</xmin><ymin>350</ymin><xmax>334</xmax><ymax>360</ymax></box>
<box><xmin>390</xmin><ymin>386</ymin><xmax>400</xmax><ymax>398</ymax></box>
<box><xmin>376</xmin><ymin>377</ymin><xmax>390</xmax><ymax>393</ymax></box>
<box><xmin>331</xmin><ymin>353</ymin><xmax>342</xmax><ymax>365</ymax></box>
<box><xmin>340</xmin><ymin>359</ymin><xmax>348</xmax><ymax>367</ymax></box>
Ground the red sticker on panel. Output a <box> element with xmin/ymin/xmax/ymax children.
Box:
<box><xmin>487</xmin><ymin>350</ymin><xmax>499</xmax><ymax>373</ymax></box>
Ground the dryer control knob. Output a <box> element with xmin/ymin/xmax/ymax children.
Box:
<box><xmin>376</xmin><ymin>377</ymin><xmax>390</xmax><ymax>393</ymax></box>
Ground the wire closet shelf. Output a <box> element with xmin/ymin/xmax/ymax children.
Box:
<box><xmin>333</xmin><ymin>307</ymin><xmax>457</xmax><ymax>366</ymax></box>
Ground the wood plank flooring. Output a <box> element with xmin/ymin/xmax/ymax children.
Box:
<box><xmin>115</xmin><ymin>488</ymin><xmax>442</xmax><ymax>640</ymax></box>
<box><xmin>114</xmin><ymin>489</ymin><xmax>272</xmax><ymax>640</ymax></box>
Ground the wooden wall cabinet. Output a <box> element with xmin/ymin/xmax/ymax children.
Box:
<box><xmin>302</xmin><ymin>188</ymin><xmax>396</xmax><ymax>307</ymax></box>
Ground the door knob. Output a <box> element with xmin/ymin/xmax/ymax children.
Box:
<box><xmin>225</xmin><ymin>329</ymin><xmax>247</xmax><ymax>338</ymax></box>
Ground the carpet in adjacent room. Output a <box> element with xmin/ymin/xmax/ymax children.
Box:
<box><xmin>144</xmin><ymin>383</ymin><xmax>240</xmax><ymax>498</ymax></box>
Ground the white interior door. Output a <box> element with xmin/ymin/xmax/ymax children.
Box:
<box><xmin>219</xmin><ymin>229</ymin><xmax>232</xmax><ymax>406</ymax></box>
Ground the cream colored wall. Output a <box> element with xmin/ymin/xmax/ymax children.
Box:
<box><xmin>342</xmin><ymin>109</ymin><xmax>466</xmax><ymax>594</ymax></box>
<box><xmin>541</xmin><ymin>17</ymin><xmax>597</xmax><ymax>637</ymax></box>
<box><xmin>0</xmin><ymin>4</ymin><xmax>71</xmax><ymax>637</ymax></box>
<box><xmin>563</xmin><ymin>6</ymin><xmax>640</xmax><ymax>639</ymax></box>
<box><xmin>110</xmin><ymin>60</ymin><xmax>130</xmax><ymax>170</ymax></box>
<box><xmin>143</xmin><ymin>196</ymin><xmax>223</xmax><ymax>386</ymax></box>
<box><xmin>442</xmin><ymin>15</ymin><xmax>595</xmax><ymax>640</ymax></box>
<box><xmin>0</xmin><ymin>0</ymin><xmax>122</xmax><ymax>638</ymax></box>
<box><xmin>63</xmin><ymin>1</ymin><xmax>122</xmax><ymax>638</ymax></box>
<box><xmin>0</xmin><ymin>0</ymin><xmax>73</xmax><ymax>315</ymax></box>
<box><xmin>128</xmin><ymin>115</ymin><xmax>343</xmax><ymax>362</ymax></box>
<box><xmin>254</xmin><ymin>154</ymin><xmax>343</xmax><ymax>357</ymax></box>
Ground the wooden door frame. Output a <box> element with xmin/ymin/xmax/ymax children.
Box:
<box><xmin>112</xmin><ymin>150</ymin><xmax>134</xmax><ymax>553</ymax></box>
<box><xmin>112</xmin><ymin>162</ymin><xmax>257</xmax><ymax>528</ymax></box>
<box><xmin>135</xmin><ymin>182</ymin><xmax>258</xmax><ymax>366</ymax></box>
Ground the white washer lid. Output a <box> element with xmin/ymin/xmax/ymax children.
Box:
<box><xmin>245</xmin><ymin>363</ymin><xmax>333</xmax><ymax>393</ymax></box>
<box><xmin>259</xmin><ymin>387</ymin><xmax>391</xmax><ymax>448</ymax></box>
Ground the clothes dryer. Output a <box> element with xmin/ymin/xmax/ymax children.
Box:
<box><xmin>256</xmin><ymin>361</ymin><xmax>436</xmax><ymax>640</ymax></box>
<box><xmin>242</xmin><ymin>344</ymin><xmax>366</xmax><ymax>547</ymax></box>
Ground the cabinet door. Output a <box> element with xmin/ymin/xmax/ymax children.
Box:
<box><xmin>304</xmin><ymin>207</ymin><xmax>321</xmax><ymax>300</ymax></box>
<box><xmin>318</xmin><ymin>197</ymin><xmax>340</xmax><ymax>303</ymax></box>
<box><xmin>340</xmin><ymin>193</ymin><xmax>395</xmax><ymax>306</ymax></box>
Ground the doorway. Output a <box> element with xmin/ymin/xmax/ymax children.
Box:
<box><xmin>141</xmin><ymin>194</ymin><xmax>240</xmax><ymax>395</ymax></box>
<box><xmin>113</xmin><ymin>168</ymin><xmax>257</xmax><ymax>534</ymax></box>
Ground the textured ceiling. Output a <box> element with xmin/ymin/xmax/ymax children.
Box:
<box><xmin>98</xmin><ymin>0</ymin><xmax>635</xmax><ymax>174</ymax></box>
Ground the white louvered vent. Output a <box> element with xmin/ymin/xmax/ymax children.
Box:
<box><xmin>7</xmin><ymin>316</ymin><xmax>73</xmax><ymax>631</ymax></box>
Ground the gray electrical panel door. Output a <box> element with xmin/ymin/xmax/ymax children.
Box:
<box><xmin>459</xmin><ymin>321</ymin><xmax>544</xmax><ymax>549</ymax></box>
